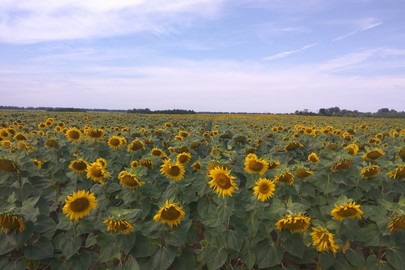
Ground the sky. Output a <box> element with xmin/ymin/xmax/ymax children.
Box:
<box><xmin>1</xmin><ymin>0</ymin><xmax>405</xmax><ymax>113</ymax></box>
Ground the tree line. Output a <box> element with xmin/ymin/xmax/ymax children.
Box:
<box><xmin>294</xmin><ymin>107</ymin><xmax>405</xmax><ymax>118</ymax></box>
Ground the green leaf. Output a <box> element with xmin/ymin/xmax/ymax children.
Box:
<box><xmin>385</xmin><ymin>248</ymin><xmax>405</xmax><ymax>270</ymax></box>
<box><xmin>223</xmin><ymin>229</ymin><xmax>244</xmax><ymax>251</ymax></box>
<box><xmin>172</xmin><ymin>248</ymin><xmax>196</xmax><ymax>270</ymax></box>
<box><xmin>131</xmin><ymin>234</ymin><xmax>158</xmax><ymax>258</ymax></box>
<box><xmin>282</xmin><ymin>234</ymin><xmax>305</xmax><ymax>259</ymax></box>
<box><xmin>0</xmin><ymin>221</ymin><xmax>34</xmax><ymax>256</ymax></box>
<box><xmin>117</xmin><ymin>233</ymin><xmax>137</xmax><ymax>253</ymax></box>
<box><xmin>34</xmin><ymin>215</ymin><xmax>57</xmax><ymax>239</ymax></box>
<box><xmin>68</xmin><ymin>250</ymin><xmax>96</xmax><ymax>269</ymax></box>
<box><xmin>319</xmin><ymin>251</ymin><xmax>335</xmax><ymax>269</ymax></box>
<box><xmin>152</xmin><ymin>246</ymin><xmax>177</xmax><ymax>270</ymax></box>
<box><xmin>53</xmin><ymin>232</ymin><xmax>82</xmax><ymax>259</ymax></box>
<box><xmin>121</xmin><ymin>256</ymin><xmax>140</xmax><ymax>270</ymax></box>
<box><xmin>333</xmin><ymin>253</ymin><xmax>351</xmax><ymax>270</ymax></box>
<box><xmin>242</xmin><ymin>252</ymin><xmax>256</xmax><ymax>270</ymax></box>
<box><xmin>109</xmin><ymin>208</ymin><xmax>143</xmax><ymax>219</ymax></box>
<box><xmin>203</xmin><ymin>246</ymin><xmax>228</xmax><ymax>270</ymax></box>
<box><xmin>166</xmin><ymin>220</ymin><xmax>192</xmax><ymax>246</ymax></box>
<box><xmin>345</xmin><ymin>249</ymin><xmax>366</xmax><ymax>269</ymax></box>
<box><xmin>255</xmin><ymin>241</ymin><xmax>283</xmax><ymax>268</ymax></box>
<box><xmin>24</xmin><ymin>237</ymin><xmax>54</xmax><ymax>260</ymax></box>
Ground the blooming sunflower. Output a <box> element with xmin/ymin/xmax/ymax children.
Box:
<box><xmin>208</xmin><ymin>166</ymin><xmax>238</xmax><ymax>197</ymax></box>
<box><xmin>69</xmin><ymin>159</ymin><xmax>89</xmax><ymax>174</ymax></box>
<box><xmin>62</xmin><ymin>190</ymin><xmax>97</xmax><ymax>221</ymax></box>
<box><xmin>0</xmin><ymin>213</ymin><xmax>25</xmax><ymax>234</ymax></box>
<box><xmin>127</xmin><ymin>139</ymin><xmax>145</xmax><ymax>152</ymax></box>
<box><xmin>0</xmin><ymin>128</ymin><xmax>10</xmax><ymax>138</ymax></box>
<box><xmin>160</xmin><ymin>159</ymin><xmax>185</xmax><ymax>181</ymax></box>
<box><xmin>275</xmin><ymin>214</ymin><xmax>311</xmax><ymax>232</ymax></box>
<box><xmin>308</xmin><ymin>152</ymin><xmax>320</xmax><ymax>164</ymax></box>
<box><xmin>0</xmin><ymin>158</ymin><xmax>19</xmax><ymax>172</ymax></box>
<box><xmin>388</xmin><ymin>216</ymin><xmax>405</xmax><ymax>232</ymax></box>
<box><xmin>107</xmin><ymin>135</ymin><xmax>125</xmax><ymax>149</ymax></box>
<box><xmin>345</xmin><ymin>144</ymin><xmax>359</xmax><ymax>155</ymax></box>
<box><xmin>331</xmin><ymin>159</ymin><xmax>352</xmax><ymax>172</ymax></box>
<box><xmin>130</xmin><ymin>160</ymin><xmax>139</xmax><ymax>168</ymax></box>
<box><xmin>244</xmin><ymin>154</ymin><xmax>268</xmax><ymax>175</ymax></box>
<box><xmin>65</xmin><ymin>128</ymin><xmax>82</xmax><ymax>142</ymax></box>
<box><xmin>150</xmin><ymin>147</ymin><xmax>166</xmax><ymax>158</ymax></box>
<box><xmin>118</xmin><ymin>170</ymin><xmax>144</xmax><ymax>190</ymax></box>
<box><xmin>86</xmin><ymin>162</ymin><xmax>110</xmax><ymax>184</ymax></box>
<box><xmin>253</xmin><ymin>178</ymin><xmax>276</xmax><ymax>202</ymax></box>
<box><xmin>268</xmin><ymin>160</ymin><xmax>280</xmax><ymax>170</ymax></box>
<box><xmin>87</xmin><ymin>128</ymin><xmax>105</xmax><ymax>140</ymax></box>
<box><xmin>14</xmin><ymin>133</ymin><xmax>28</xmax><ymax>141</ymax></box>
<box><xmin>311</xmin><ymin>226</ymin><xmax>339</xmax><ymax>253</ymax></box>
<box><xmin>387</xmin><ymin>165</ymin><xmax>405</xmax><ymax>179</ymax></box>
<box><xmin>274</xmin><ymin>172</ymin><xmax>295</xmax><ymax>185</ymax></box>
<box><xmin>191</xmin><ymin>161</ymin><xmax>201</xmax><ymax>172</ymax></box>
<box><xmin>176</xmin><ymin>152</ymin><xmax>191</xmax><ymax>165</ymax></box>
<box><xmin>295</xmin><ymin>167</ymin><xmax>314</xmax><ymax>179</ymax></box>
<box><xmin>95</xmin><ymin>157</ymin><xmax>108</xmax><ymax>169</ymax></box>
<box><xmin>103</xmin><ymin>218</ymin><xmax>134</xmax><ymax>234</ymax></box>
<box><xmin>331</xmin><ymin>201</ymin><xmax>363</xmax><ymax>221</ymax></box>
<box><xmin>153</xmin><ymin>201</ymin><xmax>185</xmax><ymax>228</ymax></box>
<box><xmin>285</xmin><ymin>142</ymin><xmax>303</xmax><ymax>151</ymax></box>
<box><xmin>362</xmin><ymin>148</ymin><xmax>384</xmax><ymax>162</ymax></box>
<box><xmin>360</xmin><ymin>165</ymin><xmax>380</xmax><ymax>179</ymax></box>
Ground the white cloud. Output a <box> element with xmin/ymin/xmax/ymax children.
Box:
<box><xmin>333</xmin><ymin>17</ymin><xmax>382</xmax><ymax>41</ymax></box>
<box><xmin>262</xmin><ymin>43</ymin><xmax>317</xmax><ymax>61</ymax></box>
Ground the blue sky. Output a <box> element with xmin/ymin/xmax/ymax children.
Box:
<box><xmin>1</xmin><ymin>0</ymin><xmax>404</xmax><ymax>113</ymax></box>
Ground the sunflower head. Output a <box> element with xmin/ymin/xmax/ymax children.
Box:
<box><xmin>311</xmin><ymin>226</ymin><xmax>339</xmax><ymax>253</ymax></box>
<box><xmin>268</xmin><ymin>160</ymin><xmax>280</xmax><ymax>170</ymax></box>
<box><xmin>285</xmin><ymin>141</ymin><xmax>303</xmax><ymax>151</ymax></box>
<box><xmin>253</xmin><ymin>178</ymin><xmax>276</xmax><ymax>202</ymax></box>
<box><xmin>33</xmin><ymin>159</ymin><xmax>42</xmax><ymax>169</ymax></box>
<box><xmin>275</xmin><ymin>214</ymin><xmax>311</xmax><ymax>233</ymax></box>
<box><xmin>176</xmin><ymin>152</ymin><xmax>191</xmax><ymax>165</ymax></box>
<box><xmin>130</xmin><ymin>160</ymin><xmax>139</xmax><ymax>168</ymax></box>
<box><xmin>360</xmin><ymin>165</ymin><xmax>381</xmax><ymax>179</ymax></box>
<box><xmin>331</xmin><ymin>159</ymin><xmax>352</xmax><ymax>172</ymax></box>
<box><xmin>45</xmin><ymin>139</ymin><xmax>59</xmax><ymax>148</ymax></box>
<box><xmin>153</xmin><ymin>200</ymin><xmax>185</xmax><ymax>228</ymax></box>
<box><xmin>127</xmin><ymin>139</ymin><xmax>145</xmax><ymax>152</ymax></box>
<box><xmin>362</xmin><ymin>148</ymin><xmax>385</xmax><ymax>161</ymax></box>
<box><xmin>103</xmin><ymin>218</ymin><xmax>134</xmax><ymax>234</ymax></box>
<box><xmin>208</xmin><ymin>166</ymin><xmax>238</xmax><ymax>197</ymax></box>
<box><xmin>150</xmin><ymin>147</ymin><xmax>166</xmax><ymax>158</ymax></box>
<box><xmin>0</xmin><ymin>158</ymin><xmax>19</xmax><ymax>173</ymax></box>
<box><xmin>87</xmin><ymin>128</ymin><xmax>105</xmax><ymax>140</ymax></box>
<box><xmin>191</xmin><ymin>161</ymin><xmax>201</xmax><ymax>172</ymax></box>
<box><xmin>388</xmin><ymin>216</ymin><xmax>405</xmax><ymax>232</ymax></box>
<box><xmin>295</xmin><ymin>167</ymin><xmax>314</xmax><ymax>179</ymax></box>
<box><xmin>399</xmin><ymin>147</ymin><xmax>405</xmax><ymax>161</ymax></box>
<box><xmin>14</xmin><ymin>133</ymin><xmax>28</xmax><ymax>141</ymax></box>
<box><xmin>331</xmin><ymin>201</ymin><xmax>363</xmax><ymax>221</ymax></box>
<box><xmin>107</xmin><ymin>135</ymin><xmax>125</xmax><ymax>149</ymax></box>
<box><xmin>244</xmin><ymin>154</ymin><xmax>268</xmax><ymax>175</ymax></box>
<box><xmin>69</xmin><ymin>159</ymin><xmax>89</xmax><ymax>174</ymax></box>
<box><xmin>387</xmin><ymin>165</ymin><xmax>405</xmax><ymax>179</ymax></box>
<box><xmin>345</xmin><ymin>144</ymin><xmax>359</xmax><ymax>155</ymax></box>
<box><xmin>96</xmin><ymin>157</ymin><xmax>108</xmax><ymax>169</ymax></box>
<box><xmin>274</xmin><ymin>172</ymin><xmax>295</xmax><ymax>185</ymax></box>
<box><xmin>86</xmin><ymin>162</ymin><xmax>110</xmax><ymax>184</ymax></box>
<box><xmin>0</xmin><ymin>213</ymin><xmax>25</xmax><ymax>234</ymax></box>
<box><xmin>65</xmin><ymin>128</ymin><xmax>82</xmax><ymax>142</ymax></box>
<box><xmin>62</xmin><ymin>190</ymin><xmax>97</xmax><ymax>221</ymax></box>
<box><xmin>308</xmin><ymin>152</ymin><xmax>320</xmax><ymax>163</ymax></box>
<box><xmin>160</xmin><ymin>159</ymin><xmax>185</xmax><ymax>181</ymax></box>
<box><xmin>118</xmin><ymin>170</ymin><xmax>144</xmax><ymax>190</ymax></box>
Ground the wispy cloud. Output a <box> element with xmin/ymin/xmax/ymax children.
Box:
<box><xmin>262</xmin><ymin>43</ymin><xmax>317</xmax><ymax>61</ymax></box>
<box><xmin>333</xmin><ymin>17</ymin><xmax>382</xmax><ymax>41</ymax></box>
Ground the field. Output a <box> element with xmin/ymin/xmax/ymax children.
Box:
<box><xmin>0</xmin><ymin>111</ymin><xmax>404</xmax><ymax>270</ymax></box>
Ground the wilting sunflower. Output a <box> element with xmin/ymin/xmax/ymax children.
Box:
<box><xmin>160</xmin><ymin>159</ymin><xmax>185</xmax><ymax>181</ymax></box>
<box><xmin>103</xmin><ymin>218</ymin><xmax>134</xmax><ymax>234</ymax></box>
<box><xmin>295</xmin><ymin>167</ymin><xmax>314</xmax><ymax>179</ymax></box>
<box><xmin>153</xmin><ymin>200</ymin><xmax>185</xmax><ymax>228</ymax></box>
<box><xmin>176</xmin><ymin>152</ymin><xmax>192</xmax><ymax>165</ymax></box>
<box><xmin>33</xmin><ymin>159</ymin><xmax>42</xmax><ymax>169</ymax></box>
<box><xmin>244</xmin><ymin>154</ymin><xmax>268</xmax><ymax>175</ymax></box>
<box><xmin>388</xmin><ymin>216</ymin><xmax>405</xmax><ymax>232</ymax></box>
<box><xmin>253</xmin><ymin>178</ymin><xmax>276</xmax><ymax>202</ymax></box>
<box><xmin>285</xmin><ymin>141</ymin><xmax>303</xmax><ymax>151</ymax></box>
<box><xmin>308</xmin><ymin>152</ymin><xmax>320</xmax><ymax>164</ymax></box>
<box><xmin>345</xmin><ymin>143</ymin><xmax>359</xmax><ymax>155</ymax></box>
<box><xmin>118</xmin><ymin>170</ymin><xmax>144</xmax><ymax>190</ymax></box>
<box><xmin>0</xmin><ymin>213</ymin><xmax>25</xmax><ymax>234</ymax></box>
<box><xmin>311</xmin><ymin>226</ymin><xmax>339</xmax><ymax>253</ymax></box>
<box><xmin>127</xmin><ymin>139</ymin><xmax>145</xmax><ymax>152</ymax></box>
<box><xmin>387</xmin><ymin>165</ymin><xmax>405</xmax><ymax>179</ymax></box>
<box><xmin>331</xmin><ymin>159</ymin><xmax>352</xmax><ymax>172</ymax></box>
<box><xmin>360</xmin><ymin>165</ymin><xmax>380</xmax><ymax>179</ymax></box>
<box><xmin>69</xmin><ymin>159</ymin><xmax>89</xmax><ymax>174</ymax></box>
<box><xmin>362</xmin><ymin>148</ymin><xmax>385</xmax><ymax>162</ymax></box>
<box><xmin>275</xmin><ymin>214</ymin><xmax>311</xmax><ymax>233</ymax></box>
<box><xmin>0</xmin><ymin>158</ymin><xmax>19</xmax><ymax>172</ymax></box>
<box><xmin>331</xmin><ymin>201</ymin><xmax>363</xmax><ymax>221</ymax></box>
<box><xmin>62</xmin><ymin>190</ymin><xmax>97</xmax><ymax>221</ymax></box>
<box><xmin>107</xmin><ymin>135</ymin><xmax>125</xmax><ymax>149</ymax></box>
<box><xmin>95</xmin><ymin>157</ymin><xmax>108</xmax><ymax>169</ymax></box>
<box><xmin>208</xmin><ymin>166</ymin><xmax>238</xmax><ymax>197</ymax></box>
<box><xmin>86</xmin><ymin>162</ymin><xmax>110</xmax><ymax>184</ymax></box>
<box><xmin>268</xmin><ymin>160</ymin><xmax>280</xmax><ymax>170</ymax></box>
<box><xmin>274</xmin><ymin>172</ymin><xmax>295</xmax><ymax>185</ymax></box>
<box><xmin>65</xmin><ymin>128</ymin><xmax>82</xmax><ymax>142</ymax></box>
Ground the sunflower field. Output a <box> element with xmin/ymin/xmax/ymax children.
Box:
<box><xmin>0</xmin><ymin>110</ymin><xmax>404</xmax><ymax>270</ymax></box>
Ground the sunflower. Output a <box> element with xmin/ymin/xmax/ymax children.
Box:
<box><xmin>33</xmin><ymin>159</ymin><xmax>42</xmax><ymax>169</ymax></box>
<box><xmin>362</xmin><ymin>148</ymin><xmax>384</xmax><ymax>162</ymax></box>
<box><xmin>107</xmin><ymin>135</ymin><xmax>125</xmax><ymax>149</ymax></box>
<box><xmin>268</xmin><ymin>160</ymin><xmax>280</xmax><ymax>170</ymax></box>
<box><xmin>87</xmin><ymin>128</ymin><xmax>105</xmax><ymax>140</ymax></box>
<box><xmin>388</xmin><ymin>216</ymin><xmax>405</xmax><ymax>232</ymax></box>
<box><xmin>130</xmin><ymin>160</ymin><xmax>139</xmax><ymax>168</ymax></box>
<box><xmin>244</xmin><ymin>154</ymin><xmax>268</xmax><ymax>175</ymax></box>
<box><xmin>331</xmin><ymin>201</ymin><xmax>363</xmax><ymax>221</ymax></box>
<box><xmin>86</xmin><ymin>162</ymin><xmax>110</xmax><ymax>184</ymax></box>
<box><xmin>191</xmin><ymin>161</ymin><xmax>201</xmax><ymax>172</ymax></box>
<box><xmin>295</xmin><ymin>167</ymin><xmax>314</xmax><ymax>179</ymax></box>
<box><xmin>308</xmin><ymin>152</ymin><xmax>320</xmax><ymax>164</ymax></box>
<box><xmin>62</xmin><ymin>190</ymin><xmax>97</xmax><ymax>221</ymax></box>
<box><xmin>253</xmin><ymin>178</ymin><xmax>276</xmax><ymax>202</ymax></box>
<box><xmin>176</xmin><ymin>152</ymin><xmax>192</xmax><ymax>165</ymax></box>
<box><xmin>96</xmin><ymin>157</ymin><xmax>108</xmax><ymax>169</ymax></box>
<box><xmin>139</xmin><ymin>159</ymin><xmax>154</xmax><ymax>168</ymax></box>
<box><xmin>65</xmin><ymin>128</ymin><xmax>82</xmax><ymax>142</ymax></box>
<box><xmin>69</xmin><ymin>159</ymin><xmax>89</xmax><ymax>174</ymax></box>
<box><xmin>103</xmin><ymin>218</ymin><xmax>134</xmax><ymax>234</ymax></box>
<box><xmin>274</xmin><ymin>172</ymin><xmax>295</xmax><ymax>185</ymax></box>
<box><xmin>360</xmin><ymin>165</ymin><xmax>380</xmax><ymax>179</ymax></box>
<box><xmin>387</xmin><ymin>165</ymin><xmax>405</xmax><ymax>179</ymax></box>
<box><xmin>285</xmin><ymin>142</ymin><xmax>303</xmax><ymax>151</ymax></box>
<box><xmin>275</xmin><ymin>214</ymin><xmax>311</xmax><ymax>232</ymax></box>
<box><xmin>331</xmin><ymin>159</ymin><xmax>352</xmax><ymax>172</ymax></box>
<box><xmin>345</xmin><ymin>143</ymin><xmax>359</xmax><ymax>155</ymax></box>
<box><xmin>208</xmin><ymin>166</ymin><xmax>238</xmax><ymax>197</ymax></box>
<box><xmin>0</xmin><ymin>213</ymin><xmax>25</xmax><ymax>234</ymax></box>
<box><xmin>0</xmin><ymin>140</ymin><xmax>13</xmax><ymax>147</ymax></box>
<box><xmin>150</xmin><ymin>147</ymin><xmax>166</xmax><ymax>158</ymax></box>
<box><xmin>153</xmin><ymin>200</ymin><xmax>185</xmax><ymax>228</ymax></box>
<box><xmin>160</xmin><ymin>159</ymin><xmax>185</xmax><ymax>181</ymax></box>
<box><xmin>127</xmin><ymin>139</ymin><xmax>145</xmax><ymax>152</ymax></box>
<box><xmin>0</xmin><ymin>128</ymin><xmax>10</xmax><ymax>138</ymax></box>
<box><xmin>311</xmin><ymin>226</ymin><xmax>339</xmax><ymax>253</ymax></box>
<box><xmin>399</xmin><ymin>147</ymin><xmax>405</xmax><ymax>161</ymax></box>
<box><xmin>118</xmin><ymin>170</ymin><xmax>144</xmax><ymax>190</ymax></box>
<box><xmin>0</xmin><ymin>158</ymin><xmax>19</xmax><ymax>172</ymax></box>
<box><xmin>14</xmin><ymin>133</ymin><xmax>28</xmax><ymax>141</ymax></box>
<box><xmin>45</xmin><ymin>139</ymin><xmax>59</xmax><ymax>148</ymax></box>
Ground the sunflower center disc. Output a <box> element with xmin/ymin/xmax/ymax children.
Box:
<box><xmin>249</xmin><ymin>160</ymin><xmax>263</xmax><ymax>171</ymax></box>
<box><xmin>161</xmin><ymin>207</ymin><xmax>180</xmax><ymax>221</ymax></box>
<box><xmin>216</xmin><ymin>173</ymin><xmax>232</xmax><ymax>189</ymax></box>
<box><xmin>168</xmin><ymin>166</ymin><xmax>180</xmax><ymax>176</ymax></box>
<box><xmin>74</xmin><ymin>162</ymin><xmax>87</xmax><ymax>171</ymax></box>
<box><xmin>338</xmin><ymin>208</ymin><xmax>357</xmax><ymax>217</ymax></box>
<box><xmin>70</xmin><ymin>198</ymin><xmax>90</xmax><ymax>212</ymax></box>
<box><xmin>123</xmin><ymin>175</ymin><xmax>138</xmax><ymax>187</ymax></box>
<box><xmin>70</xmin><ymin>131</ymin><xmax>80</xmax><ymax>139</ymax></box>
<box><xmin>259</xmin><ymin>183</ymin><xmax>269</xmax><ymax>193</ymax></box>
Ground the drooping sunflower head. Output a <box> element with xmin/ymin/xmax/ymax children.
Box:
<box><xmin>150</xmin><ymin>147</ymin><xmax>166</xmax><ymax>158</ymax></box>
<box><xmin>244</xmin><ymin>154</ymin><xmax>268</xmax><ymax>175</ymax></box>
<box><xmin>127</xmin><ymin>139</ymin><xmax>145</xmax><ymax>152</ymax></box>
<box><xmin>275</xmin><ymin>214</ymin><xmax>311</xmax><ymax>233</ymax></box>
<box><xmin>331</xmin><ymin>201</ymin><xmax>363</xmax><ymax>221</ymax></box>
<box><xmin>160</xmin><ymin>159</ymin><xmax>185</xmax><ymax>181</ymax></box>
<box><xmin>285</xmin><ymin>141</ymin><xmax>303</xmax><ymax>151</ymax></box>
<box><xmin>0</xmin><ymin>158</ymin><xmax>19</xmax><ymax>173</ymax></box>
<box><xmin>96</xmin><ymin>157</ymin><xmax>108</xmax><ymax>169</ymax></box>
<box><xmin>268</xmin><ymin>160</ymin><xmax>280</xmax><ymax>170</ymax></box>
<box><xmin>69</xmin><ymin>159</ymin><xmax>89</xmax><ymax>174</ymax></box>
<box><xmin>103</xmin><ymin>218</ymin><xmax>134</xmax><ymax>234</ymax></box>
<box><xmin>331</xmin><ymin>159</ymin><xmax>352</xmax><ymax>172</ymax></box>
<box><xmin>62</xmin><ymin>190</ymin><xmax>97</xmax><ymax>221</ymax></box>
<box><xmin>345</xmin><ymin>143</ymin><xmax>359</xmax><ymax>155</ymax></box>
<box><xmin>362</xmin><ymin>148</ymin><xmax>385</xmax><ymax>161</ymax></box>
<box><xmin>107</xmin><ymin>135</ymin><xmax>125</xmax><ymax>149</ymax></box>
<box><xmin>45</xmin><ymin>139</ymin><xmax>59</xmax><ymax>148</ymax></box>
<box><xmin>387</xmin><ymin>165</ymin><xmax>405</xmax><ymax>179</ymax></box>
<box><xmin>208</xmin><ymin>166</ymin><xmax>238</xmax><ymax>197</ymax></box>
<box><xmin>86</xmin><ymin>162</ymin><xmax>110</xmax><ymax>184</ymax></box>
<box><xmin>176</xmin><ymin>152</ymin><xmax>191</xmax><ymax>165</ymax></box>
<box><xmin>14</xmin><ymin>132</ymin><xmax>28</xmax><ymax>141</ymax></box>
<box><xmin>360</xmin><ymin>165</ymin><xmax>381</xmax><ymax>179</ymax></box>
<box><xmin>118</xmin><ymin>170</ymin><xmax>144</xmax><ymax>190</ymax></box>
<box><xmin>399</xmin><ymin>147</ymin><xmax>405</xmax><ymax>161</ymax></box>
<box><xmin>65</xmin><ymin>128</ymin><xmax>82</xmax><ymax>142</ymax></box>
<box><xmin>388</xmin><ymin>215</ymin><xmax>405</xmax><ymax>232</ymax></box>
<box><xmin>295</xmin><ymin>167</ymin><xmax>314</xmax><ymax>179</ymax></box>
<box><xmin>274</xmin><ymin>172</ymin><xmax>295</xmax><ymax>185</ymax></box>
<box><xmin>253</xmin><ymin>178</ymin><xmax>276</xmax><ymax>202</ymax></box>
<box><xmin>139</xmin><ymin>159</ymin><xmax>154</xmax><ymax>168</ymax></box>
<box><xmin>308</xmin><ymin>152</ymin><xmax>320</xmax><ymax>164</ymax></box>
<box><xmin>0</xmin><ymin>213</ymin><xmax>25</xmax><ymax>234</ymax></box>
<box><xmin>153</xmin><ymin>200</ymin><xmax>185</xmax><ymax>228</ymax></box>
<box><xmin>311</xmin><ymin>226</ymin><xmax>339</xmax><ymax>253</ymax></box>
